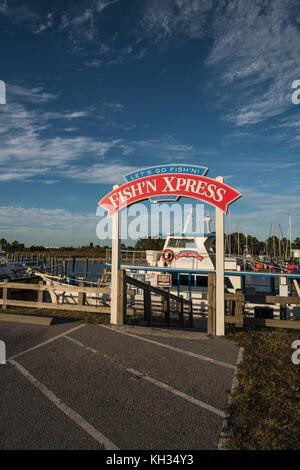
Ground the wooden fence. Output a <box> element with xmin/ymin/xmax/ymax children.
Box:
<box><xmin>0</xmin><ymin>271</ymin><xmax>193</xmax><ymax>328</ymax></box>
<box><xmin>0</xmin><ymin>280</ymin><xmax>111</xmax><ymax>313</ymax></box>
<box><xmin>207</xmin><ymin>272</ymin><xmax>300</xmax><ymax>333</ymax></box>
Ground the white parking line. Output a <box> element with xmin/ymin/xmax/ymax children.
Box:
<box><xmin>128</xmin><ymin>368</ymin><xmax>227</xmax><ymax>419</ymax></box>
<box><xmin>9</xmin><ymin>359</ymin><xmax>119</xmax><ymax>450</ymax></box>
<box><xmin>99</xmin><ymin>324</ymin><xmax>236</xmax><ymax>370</ymax></box>
<box><xmin>8</xmin><ymin>324</ymin><xmax>86</xmax><ymax>361</ymax></box>
<box><xmin>64</xmin><ymin>335</ymin><xmax>227</xmax><ymax>419</ymax></box>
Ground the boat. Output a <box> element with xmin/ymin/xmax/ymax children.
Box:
<box><xmin>36</xmin><ymin>272</ymin><xmax>109</xmax><ymax>306</ymax></box>
<box><xmin>105</xmin><ymin>214</ymin><xmax>245</xmax><ymax>306</ymax></box>
<box><xmin>0</xmin><ymin>250</ymin><xmax>38</xmax><ymax>281</ymax></box>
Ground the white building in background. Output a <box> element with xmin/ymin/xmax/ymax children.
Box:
<box><xmin>292</xmin><ymin>249</ymin><xmax>300</xmax><ymax>259</ymax></box>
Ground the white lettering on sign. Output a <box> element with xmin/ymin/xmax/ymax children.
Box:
<box><xmin>99</xmin><ymin>174</ymin><xmax>241</xmax><ymax>216</ymax></box>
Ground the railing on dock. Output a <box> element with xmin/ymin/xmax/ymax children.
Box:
<box><xmin>207</xmin><ymin>272</ymin><xmax>300</xmax><ymax>332</ymax></box>
<box><xmin>0</xmin><ymin>280</ymin><xmax>111</xmax><ymax>313</ymax></box>
<box><xmin>122</xmin><ymin>270</ymin><xmax>193</xmax><ymax>327</ymax></box>
<box><xmin>105</xmin><ymin>249</ymin><xmax>147</xmax><ymax>266</ymax></box>
<box><xmin>0</xmin><ymin>272</ymin><xmax>193</xmax><ymax>328</ymax></box>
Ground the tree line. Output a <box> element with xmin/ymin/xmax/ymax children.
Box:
<box><xmin>1</xmin><ymin>235</ymin><xmax>300</xmax><ymax>257</ymax></box>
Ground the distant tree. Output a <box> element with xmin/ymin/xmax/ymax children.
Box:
<box><xmin>293</xmin><ymin>237</ymin><xmax>300</xmax><ymax>249</ymax></box>
<box><xmin>134</xmin><ymin>238</ymin><xmax>165</xmax><ymax>251</ymax></box>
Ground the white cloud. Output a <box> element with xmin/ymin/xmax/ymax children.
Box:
<box><xmin>65</xmin><ymin>162</ymin><xmax>136</xmax><ymax>184</ymax></box>
<box><xmin>0</xmin><ymin>205</ymin><xmax>100</xmax><ymax>245</ymax></box>
<box><xmin>33</xmin><ymin>12</ymin><xmax>53</xmax><ymax>34</ymax></box>
<box><xmin>140</xmin><ymin>0</ymin><xmax>213</xmax><ymax>42</ymax></box>
<box><xmin>8</xmin><ymin>84</ymin><xmax>58</xmax><ymax>103</ymax></box>
<box><xmin>0</xmin><ymin>86</ymin><xmax>131</xmax><ymax>182</ymax></box>
<box><xmin>140</xmin><ymin>0</ymin><xmax>300</xmax><ymax>126</ymax></box>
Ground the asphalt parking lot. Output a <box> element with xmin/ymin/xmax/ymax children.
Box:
<box><xmin>0</xmin><ymin>320</ymin><xmax>241</xmax><ymax>450</ymax></box>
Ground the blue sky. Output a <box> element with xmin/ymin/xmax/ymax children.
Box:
<box><xmin>0</xmin><ymin>0</ymin><xmax>300</xmax><ymax>246</ymax></box>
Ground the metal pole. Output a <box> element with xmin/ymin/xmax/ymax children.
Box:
<box><xmin>215</xmin><ymin>176</ymin><xmax>225</xmax><ymax>336</ymax></box>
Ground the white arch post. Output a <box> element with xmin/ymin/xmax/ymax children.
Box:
<box><xmin>110</xmin><ymin>184</ymin><xmax>122</xmax><ymax>325</ymax></box>
<box><xmin>215</xmin><ymin>176</ymin><xmax>225</xmax><ymax>336</ymax></box>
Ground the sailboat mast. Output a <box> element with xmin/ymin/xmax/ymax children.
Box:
<box><xmin>228</xmin><ymin>210</ymin><xmax>231</xmax><ymax>256</ymax></box>
<box><xmin>272</xmin><ymin>216</ymin><xmax>275</xmax><ymax>258</ymax></box>
<box><xmin>237</xmin><ymin>221</ymin><xmax>240</xmax><ymax>257</ymax></box>
<box><xmin>289</xmin><ymin>214</ymin><xmax>292</xmax><ymax>259</ymax></box>
<box><xmin>278</xmin><ymin>222</ymin><xmax>281</xmax><ymax>260</ymax></box>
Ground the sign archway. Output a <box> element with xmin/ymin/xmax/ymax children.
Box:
<box><xmin>98</xmin><ymin>165</ymin><xmax>241</xmax><ymax>336</ymax></box>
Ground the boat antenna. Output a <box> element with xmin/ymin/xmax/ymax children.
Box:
<box><xmin>183</xmin><ymin>207</ymin><xmax>193</xmax><ymax>234</ymax></box>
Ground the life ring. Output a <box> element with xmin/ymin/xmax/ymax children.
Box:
<box><xmin>161</xmin><ymin>249</ymin><xmax>174</xmax><ymax>263</ymax></box>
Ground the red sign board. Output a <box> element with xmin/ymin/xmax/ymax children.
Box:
<box><xmin>98</xmin><ymin>174</ymin><xmax>240</xmax><ymax>215</ymax></box>
<box><xmin>157</xmin><ymin>274</ymin><xmax>172</xmax><ymax>286</ymax></box>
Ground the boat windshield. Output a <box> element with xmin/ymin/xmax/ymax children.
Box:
<box><xmin>167</xmin><ymin>238</ymin><xmax>197</xmax><ymax>248</ymax></box>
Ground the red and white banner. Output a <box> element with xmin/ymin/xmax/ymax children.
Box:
<box><xmin>98</xmin><ymin>174</ymin><xmax>241</xmax><ymax>216</ymax></box>
<box><xmin>174</xmin><ymin>251</ymin><xmax>204</xmax><ymax>261</ymax></box>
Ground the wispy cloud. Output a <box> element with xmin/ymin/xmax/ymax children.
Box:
<box><xmin>59</xmin><ymin>0</ymin><xmax>120</xmax><ymax>45</ymax></box>
<box><xmin>0</xmin><ymin>85</ymin><xmax>132</xmax><ymax>181</ymax></box>
<box><xmin>0</xmin><ymin>205</ymin><xmax>100</xmax><ymax>245</ymax></box>
<box><xmin>140</xmin><ymin>0</ymin><xmax>213</xmax><ymax>43</ymax></box>
<box><xmin>33</xmin><ymin>12</ymin><xmax>53</xmax><ymax>34</ymax></box>
<box><xmin>0</xmin><ymin>0</ymin><xmax>38</xmax><ymax>24</ymax></box>
<box><xmin>8</xmin><ymin>83</ymin><xmax>58</xmax><ymax>103</ymax></box>
<box><xmin>140</xmin><ymin>0</ymin><xmax>300</xmax><ymax>126</ymax></box>
<box><xmin>65</xmin><ymin>162</ymin><xmax>135</xmax><ymax>184</ymax></box>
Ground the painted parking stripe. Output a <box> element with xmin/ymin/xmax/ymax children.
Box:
<box><xmin>8</xmin><ymin>324</ymin><xmax>86</xmax><ymax>361</ymax></box>
<box><xmin>127</xmin><ymin>368</ymin><xmax>227</xmax><ymax>419</ymax></box>
<box><xmin>64</xmin><ymin>335</ymin><xmax>227</xmax><ymax>419</ymax></box>
<box><xmin>99</xmin><ymin>324</ymin><xmax>236</xmax><ymax>370</ymax></box>
<box><xmin>9</xmin><ymin>359</ymin><xmax>119</xmax><ymax>451</ymax></box>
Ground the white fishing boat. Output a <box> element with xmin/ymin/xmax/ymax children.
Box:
<box><xmin>107</xmin><ymin>214</ymin><xmax>244</xmax><ymax>294</ymax></box>
<box><xmin>36</xmin><ymin>273</ymin><xmax>109</xmax><ymax>306</ymax></box>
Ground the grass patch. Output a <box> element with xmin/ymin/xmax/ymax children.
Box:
<box><xmin>1</xmin><ymin>306</ymin><xmax>110</xmax><ymax>324</ymax></box>
<box><xmin>224</xmin><ymin>328</ymin><xmax>300</xmax><ymax>450</ymax></box>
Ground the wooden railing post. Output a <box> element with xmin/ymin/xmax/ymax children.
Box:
<box><xmin>144</xmin><ymin>281</ymin><xmax>152</xmax><ymax>325</ymax></box>
<box><xmin>2</xmin><ymin>279</ymin><xmax>8</xmax><ymax>310</ymax></box>
<box><xmin>78</xmin><ymin>281</ymin><xmax>85</xmax><ymax>307</ymax></box>
<box><xmin>280</xmin><ymin>304</ymin><xmax>287</xmax><ymax>320</ymax></box>
<box><xmin>38</xmin><ymin>281</ymin><xmax>43</xmax><ymax>303</ymax></box>
<box><xmin>189</xmin><ymin>299</ymin><xmax>193</xmax><ymax>328</ymax></box>
<box><xmin>235</xmin><ymin>288</ymin><xmax>244</xmax><ymax>326</ymax></box>
<box><xmin>119</xmin><ymin>269</ymin><xmax>126</xmax><ymax>323</ymax></box>
<box><xmin>163</xmin><ymin>295</ymin><xmax>170</xmax><ymax>326</ymax></box>
<box><xmin>207</xmin><ymin>272</ymin><xmax>216</xmax><ymax>335</ymax></box>
<box><xmin>179</xmin><ymin>296</ymin><xmax>184</xmax><ymax>327</ymax></box>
